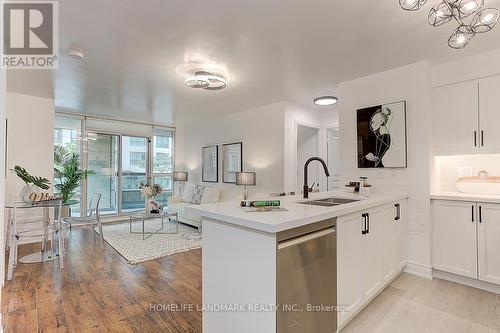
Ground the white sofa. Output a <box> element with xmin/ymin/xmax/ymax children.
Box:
<box><xmin>168</xmin><ymin>184</ymin><xmax>222</xmax><ymax>230</ymax></box>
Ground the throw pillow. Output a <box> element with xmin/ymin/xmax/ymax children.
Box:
<box><xmin>190</xmin><ymin>185</ymin><xmax>206</xmax><ymax>204</ymax></box>
<box><xmin>182</xmin><ymin>183</ymin><xmax>195</xmax><ymax>203</ymax></box>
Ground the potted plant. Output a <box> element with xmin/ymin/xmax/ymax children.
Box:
<box><xmin>10</xmin><ymin>166</ymin><xmax>51</xmax><ymax>202</ymax></box>
<box><xmin>139</xmin><ymin>182</ymin><xmax>163</xmax><ymax>214</ymax></box>
<box><xmin>54</xmin><ymin>146</ymin><xmax>93</xmax><ymax>215</ymax></box>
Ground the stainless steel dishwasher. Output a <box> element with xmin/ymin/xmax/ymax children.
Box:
<box><xmin>277</xmin><ymin>219</ymin><xmax>337</xmax><ymax>333</ymax></box>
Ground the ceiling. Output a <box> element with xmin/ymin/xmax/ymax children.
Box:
<box><xmin>6</xmin><ymin>0</ymin><xmax>500</xmax><ymax>124</ymax></box>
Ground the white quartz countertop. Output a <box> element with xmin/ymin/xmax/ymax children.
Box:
<box><xmin>431</xmin><ymin>191</ymin><xmax>500</xmax><ymax>203</ymax></box>
<box><xmin>188</xmin><ymin>190</ymin><xmax>409</xmax><ymax>233</ymax></box>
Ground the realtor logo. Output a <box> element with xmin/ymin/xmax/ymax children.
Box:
<box><xmin>1</xmin><ymin>1</ymin><xmax>58</xmax><ymax>69</ymax></box>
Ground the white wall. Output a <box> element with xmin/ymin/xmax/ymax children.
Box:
<box><xmin>177</xmin><ymin>102</ymin><xmax>286</xmax><ymax>200</ymax></box>
<box><xmin>5</xmin><ymin>92</ymin><xmax>55</xmax><ymax>199</ymax></box>
<box><xmin>435</xmin><ymin>154</ymin><xmax>500</xmax><ymax>192</ymax></box>
<box><xmin>283</xmin><ymin>103</ymin><xmax>338</xmax><ymax>193</ymax></box>
<box><xmin>297</xmin><ymin>125</ymin><xmax>320</xmax><ymax>193</ymax></box>
<box><xmin>432</xmin><ymin>48</ymin><xmax>500</xmax><ymax>88</ymax></box>
<box><xmin>338</xmin><ymin>61</ymin><xmax>433</xmax><ymax>274</ymax></box>
<box><xmin>0</xmin><ymin>69</ymin><xmax>6</xmax><ymax>285</ymax></box>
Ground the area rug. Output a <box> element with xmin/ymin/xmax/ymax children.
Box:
<box><xmin>100</xmin><ymin>219</ymin><xmax>202</xmax><ymax>264</ymax></box>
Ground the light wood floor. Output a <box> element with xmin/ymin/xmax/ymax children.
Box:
<box><xmin>2</xmin><ymin>226</ymin><xmax>500</xmax><ymax>332</ymax></box>
<box><xmin>342</xmin><ymin>272</ymin><xmax>500</xmax><ymax>333</ymax></box>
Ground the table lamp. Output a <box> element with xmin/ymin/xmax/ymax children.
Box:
<box><xmin>236</xmin><ymin>172</ymin><xmax>256</xmax><ymax>200</ymax></box>
<box><xmin>173</xmin><ymin>171</ymin><xmax>188</xmax><ymax>196</ymax></box>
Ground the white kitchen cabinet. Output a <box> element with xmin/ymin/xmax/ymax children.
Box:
<box><xmin>433</xmin><ymin>81</ymin><xmax>479</xmax><ymax>155</ymax></box>
<box><xmin>479</xmin><ymin>76</ymin><xmax>500</xmax><ymax>153</ymax></box>
<box><xmin>395</xmin><ymin>201</ymin><xmax>408</xmax><ymax>271</ymax></box>
<box><xmin>337</xmin><ymin>200</ymin><xmax>407</xmax><ymax>328</ymax></box>
<box><xmin>336</xmin><ymin>212</ymin><xmax>364</xmax><ymax>325</ymax></box>
<box><xmin>379</xmin><ymin>203</ymin><xmax>397</xmax><ymax>285</ymax></box>
<box><xmin>432</xmin><ymin>200</ymin><xmax>478</xmax><ymax>279</ymax></box>
<box><xmin>477</xmin><ymin>203</ymin><xmax>500</xmax><ymax>285</ymax></box>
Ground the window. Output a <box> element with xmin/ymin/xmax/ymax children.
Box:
<box><xmin>129</xmin><ymin>152</ymin><xmax>146</xmax><ymax>168</ymax></box>
<box><xmin>54</xmin><ymin>115</ymin><xmax>82</xmax><ymax>217</ymax></box>
<box><xmin>129</xmin><ymin>137</ymin><xmax>145</xmax><ymax>146</ymax></box>
<box><xmin>155</xmin><ymin>136</ymin><xmax>170</xmax><ymax>149</ymax></box>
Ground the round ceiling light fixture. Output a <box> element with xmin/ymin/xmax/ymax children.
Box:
<box><xmin>185</xmin><ymin>71</ymin><xmax>227</xmax><ymax>90</ymax></box>
<box><xmin>314</xmin><ymin>96</ymin><xmax>339</xmax><ymax>106</ymax></box>
<box><xmin>67</xmin><ymin>47</ymin><xmax>84</xmax><ymax>61</ymax></box>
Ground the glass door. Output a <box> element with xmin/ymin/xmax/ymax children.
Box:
<box><xmin>87</xmin><ymin>133</ymin><xmax>120</xmax><ymax>214</ymax></box>
<box><xmin>121</xmin><ymin>136</ymin><xmax>149</xmax><ymax>212</ymax></box>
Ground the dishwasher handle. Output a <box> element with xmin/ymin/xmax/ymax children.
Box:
<box><xmin>278</xmin><ymin>227</ymin><xmax>335</xmax><ymax>249</ymax></box>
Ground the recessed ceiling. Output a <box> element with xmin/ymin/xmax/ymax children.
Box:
<box><xmin>6</xmin><ymin>0</ymin><xmax>500</xmax><ymax>125</ymax></box>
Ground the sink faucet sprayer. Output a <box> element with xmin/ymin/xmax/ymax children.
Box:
<box><xmin>303</xmin><ymin>157</ymin><xmax>330</xmax><ymax>199</ymax></box>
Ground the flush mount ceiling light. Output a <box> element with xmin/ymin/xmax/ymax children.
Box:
<box><xmin>67</xmin><ymin>47</ymin><xmax>84</xmax><ymax>60</ymax></box>
<box><xmin>185</xmin><ymin>71</ymin><xmax>227</xmax><ymax>90</ymax></box>
<box><xmin>314</xmin><ymin>96</ymin><xmax>339</xmax><ymax>106</ymax></box>
<box><xmin>399</xmin><ymin>0</ymin><xmax>499</xmax><ymax>49</ymax></box>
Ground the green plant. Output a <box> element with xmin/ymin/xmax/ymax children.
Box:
<box><xmin>10</xmin><ymin>165</ymin><xmax>50</xmax><ymax>190</ymax></box>
<box><xmin>54</xmin><ymin>145</ymin><xmax>94</xmax><ymax>203</ymax></box>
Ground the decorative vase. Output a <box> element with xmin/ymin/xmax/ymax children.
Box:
<box><xmin>20</xmin><ymin>185</ymin><xmax>39</xmax><ymax>203</ymax></box>
<box><xmin>145</xmin><ymin>197</ymin><xmax>154</xmax><ymax>214</ymax></box>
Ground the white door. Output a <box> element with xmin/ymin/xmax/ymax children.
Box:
<box><xmin>336</xmin><ymin>212</ymin><xmax>364</xmax><ymax>325</ymax></box>
<box><xmin>395</xmin><ymin>200</ymin><xmax>408</xmax><ymax>271</ymax></box>
<box><xmin>479</xmin><ymin>75</ymin><xmax>500</xmax><ymax>153</ymax></box>
<box><xmin>432</xmin><ymin>200</ymin><xmax>478</xmax><ymax>279</ymax></box>
<box><xmin>477</xmin><ymin>203</ymin><xmax>500</xmax><ymax>285</ymax></box>
<box><xmin>433</xmin><ymin>81</ymin><xmax>479</xmax><ymax>155</ymax></box>
<box><xmin>362</xmin><ymin>207</ymin><xmax>382</xmax><ymax>300</ymax></box>
<box><xmin>380</xmin><ymin>203</ymin><xmax>398</xmax><ymax>284</ymax></box>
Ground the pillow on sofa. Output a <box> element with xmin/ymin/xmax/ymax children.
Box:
<box><xmin>182</xmin><ymin>184</ymin><xmax>195</xmax><ymax>203</ymax></box>
<box><xmin>190</xmin><ymin>185</ymin><xmax>206</xmax><ymax>204</ymax></box>
<box><xmin>201</xmin><ymin>187</ymin><xmax>221</xmax><ymax>204</ymax></box>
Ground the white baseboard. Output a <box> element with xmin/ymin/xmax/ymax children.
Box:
<box><xmin>433</xmin><ymin>269</ymin><xmax>500</xmax><ymax>295</ymax></box>
<box><xmin>404</xmin><ymin>262</ymin><xmax>433</xmax><ymax>280</ymax></box>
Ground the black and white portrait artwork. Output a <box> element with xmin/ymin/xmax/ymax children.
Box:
<box><xmin>357</xmin><ymin>101</ymin><xmax>407</xmax><ymax>168</ymax></box>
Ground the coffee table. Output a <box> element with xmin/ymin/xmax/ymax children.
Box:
<box><xmin>129</xmin><ymin>210</ymin><xmax>178</xmax><ymax>240</ymax></box>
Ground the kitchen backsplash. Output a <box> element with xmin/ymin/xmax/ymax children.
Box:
<box><xmin>434</xmin><ymin>154</ymin><xmax>500</xmax><ymax>192</ymax></box>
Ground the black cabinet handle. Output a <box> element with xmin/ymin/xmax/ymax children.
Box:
<box><xmin>362</xmin><ymin>213</ymin><xmax>367</xmax><ymax>235</ymax></box>
<box><xmin>479</xmin><ymin>206</ymin><xmax>482</xmax><ymax>223</ymax></box>
<box><xmin>395</xmin><ymin>203</ymin><xmax>401</xmax><ymax>221</ymax></box>
<box><xmin>481</xmin><ymin>130</ymin><xmax>484</xmax><ymax>147</ymax></box>
<box><xmin>367</xmin><ymin>213</ymin><xmax>370</xmax><ymax>234</ymax></box>
<box><xmin>474</xmin><ymin>131</ymin><xmax>477</xmax><ymax>146</ymax></box>
<box><xmin>472</xmin><ymin>205</ymin><xmax>475</xmax><ymax>222</ymax></box>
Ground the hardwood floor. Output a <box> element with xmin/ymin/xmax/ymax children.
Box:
<box><xmin>3</xmin><ymin>227</ymin><xmax>500</xmax><ymax>332</ymax></box>
<box><xmin>2</xmin><ymin>226</ymin><xmax>202</xmax><ymax>332</ymax></box>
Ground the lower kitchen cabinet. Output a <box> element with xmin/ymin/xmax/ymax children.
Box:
<box><xmin>432</xmin><ymin>200</ymin><xmax>478</xmax><ymax>279</ymax></box>
<box><xmin>432</xmin><ymin>200</ymin><xmax>500</xmax><ymax>285</ymax></box>
<box><xmin>337</xmin><ymin>200</ymin><xmax>407</xmax><ymax>328</ymax></box>
<box><xmin>477</xmin><ymin>203</ymin><xmax>500</xmax><ymax>285</ymax></box>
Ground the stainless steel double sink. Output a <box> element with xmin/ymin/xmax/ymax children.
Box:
<box><xmin>298</xmin><ymin>197</ymin><xmax>361</xmax><ymax>207</ymax></box>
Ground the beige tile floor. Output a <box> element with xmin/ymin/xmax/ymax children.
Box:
<box><xmin>342</xmin><ymin>273</ymin><xmax>500</xmax><ymax>333</ymax></box>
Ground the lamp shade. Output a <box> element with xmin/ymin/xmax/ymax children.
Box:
<box><xmin>236</xmin><ymin>172</ymin><xmax>256</xmax><ymax>186</ymax></box>
<box><xmin>173</xmin><ymin>171</ymin><xmax>188</xmax><ymax>182</ymax></box>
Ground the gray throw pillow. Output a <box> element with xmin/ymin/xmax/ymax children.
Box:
<box><xmin>190</xmin><ymin>185</ymin><xmax>206</xmax><ymax>204</ymax></box>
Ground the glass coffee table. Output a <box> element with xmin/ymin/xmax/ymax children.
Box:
<box><xmin>129</xmin><ymin>210</ymin><xmax>178</xmax><ymax>240</ymax></box>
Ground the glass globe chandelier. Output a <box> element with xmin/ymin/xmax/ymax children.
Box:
<box><xmin>399</xmin><ymin>0</ymin><xmax>499</xmax><ymax>49</ymax></box>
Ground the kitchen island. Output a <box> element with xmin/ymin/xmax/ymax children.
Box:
<box><xmin>189</xmin><ymin>189</ymin><xmax>409</xmax><ymax>333</ymax></box>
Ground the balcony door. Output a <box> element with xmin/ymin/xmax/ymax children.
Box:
<box><xmin>121</xmin><ymin>136</ymin><xmax>149</xmax><ymax>212</ymax></box>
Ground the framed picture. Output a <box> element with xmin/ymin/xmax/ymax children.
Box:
<box><xmin>357</xmin><ymin>101</ymin><xmax>407</xmax><ymax>168</ymax></box>
<box><xmin>202</xmin><ymin>145</ymin><xmax>218</xmax><ymax>182</ymax></box>
<box><xmin>222</xmin><ymin>142</ymin><xmax>243</xmax><ymax>183</ymax></box>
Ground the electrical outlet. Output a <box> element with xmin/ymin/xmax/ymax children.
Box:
<box><xmin>409</xmin><ymin>214</ymin><xmax>429</xmax><ymax>234</ymax></box>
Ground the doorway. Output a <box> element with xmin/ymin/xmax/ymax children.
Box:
<box><xmin>87</xmin><ymin>133</ymin><xmax>150</xmax><ymax>215</ymax></box>
<box><xmin>296</xmin><ymin>124</ymin><xmax>321</xmax><ymax>193</ymax></box>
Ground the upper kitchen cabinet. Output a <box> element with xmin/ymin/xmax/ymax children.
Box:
<box><xmin>479</xmin><ymin>76</ymin><xmax>500</xmax><ymax>153</ymax></box>
<box><xmin>433</xmin><ymin>75</ymin><xmax>500</xmax><ymax>155</ymax></box>
<box><xmin>433</xmin><ymin>80</ymin><xmax>479</xmax><ymax>155</ymax></box>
